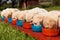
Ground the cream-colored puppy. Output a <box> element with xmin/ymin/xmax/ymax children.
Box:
<box><xmin>49</xmin><ymin>10</ymin><xmax>60</xmax><ymax>28</ymax></box>
<box><xmin>16</xmin><ymin>10</ymin><xmax>28</xmax><ymax>21</ymax></box>
<box><xmin>43</xmin><ymin>12</ymin><xmax>58</xmax><ymax>29</ymax></box>
<box><xmin>32</xmin><ymin>13</ymin><xmax>44</xmax><ymax>26</ymax></box>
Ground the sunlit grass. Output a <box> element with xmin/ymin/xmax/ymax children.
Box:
<box><xmin>0</xmin><ymin>22</ymin><xmax>36</xmax><ymax>40</ymax></box>
<box><xmin>45</xmin><ymin>6</ymin><xmax>60</xmax><ymax>11</ymax></box>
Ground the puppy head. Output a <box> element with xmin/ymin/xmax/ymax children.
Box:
<box><xmin>32</xmin><ymin>14</ymin><xmax>43</xmax><ymax>26</ymax></box>
<box><xmin>43</xmin><ymin>15</ymin><xmax>58</xmax><ymax>29</ymax></box>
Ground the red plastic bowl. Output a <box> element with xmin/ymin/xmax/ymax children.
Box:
<box><xmin>4</xmin><ymin>17</ymin><xmax>8</xmax><ymax>22</ymax></box>
<box><xmin>42</xmin><ymin>28</ymin><xmax>59</xmax><ymax>36</ymax></box>
<box><xmin>59</xmin><ymin>28</ymin><xmax>60</xmax><ymax>31</ymax></box>
<box><xmin>22</xmin><ymin>22</ymin><xmax>31</xmax><ymax>29</ymax></box>
<box><xmin>12</xmin><ymin>19</ymin><xmax>16</xmax><ymax>25</ymax></box>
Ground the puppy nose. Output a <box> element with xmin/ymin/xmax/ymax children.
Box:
<box><xmin>34</xmin><ymin>23</ymin><xmax>37</xmax><ymax>25</ymax></box>
<box><xmin>31</xmin><ymin>21</ymin><xmax>32</xmax><ymax>22</ymax></box>
<box><xmin>24</xmin><ymin>20</ymin><xmax>26</xmax><ymax>22</ymax></box>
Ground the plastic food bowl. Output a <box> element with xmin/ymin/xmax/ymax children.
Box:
<box><xmin>59</xmin><ymin>28</ymin><xmax>60</xmax><ymax>31</ymax></box>
<box><xmin>16</xmin><ymin>20</ymin><xmax>22</xmax><ymax>26</ymax></box>
<box><xmin>1</xmin><ymin>16</ymin><xmax>4</xmax><ymax>21</ymax></box>
<box><xmin>12</xmin><ymin>19</ymin><xmax>16</xmax><ymax>25</ymax></box>
<box><xmin>4</xmin><ymin>17</ymin><xmax>8</xmax><ymax>22</ymax></box>
<box><xmin>23</xmin><ymin>22</ymin><xmax>31</xmax><ymax>29</ymax></box>
<box><xmin>31</xmin><ymin>24</ymin><xmax>42</xmax><ymax>32</ymax></box>
<box><xmin>42</xmin><ymin>28</ymin><xmax>59</xmax><ymax>36</ymax></box>
<box><xmin>8</xmin><ymin>18</ymin><xmax>12</xmax><ymax>23</ymax></box>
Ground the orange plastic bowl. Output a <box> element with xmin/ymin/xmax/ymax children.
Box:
<box><xmin>42</xmin><ymin>28</ymin><xmax>59</xmax><ymax>36</ymax></box>
<box><xmin>4</xmin><ymin>17</ymin><xmax>8</xmax><ymax>22</ymax></box>
<box><xmin>22</xmin><ymin>22</ymin><xmax>31</xmax><ymax>29</ymax></box>
<box><xmin>12</xmin><ymin>19</ymin><xmax>16</xmax><ymax>25</ymax></box>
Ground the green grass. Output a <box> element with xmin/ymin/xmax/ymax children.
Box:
<box><xmin>0</xmin><ymin>22</ymin><xmax>36</xmax><ymax>40</ymax></box>
<box><xmin>45</xmin><ymin>6</ymin><xmax>60</xmax><ymax>11</ymax></box>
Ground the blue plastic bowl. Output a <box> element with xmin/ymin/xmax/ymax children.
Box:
<box><xmin>1</xmin><ymin>16</ymin><xmax>4</xmax><ymax>21</ymax></box>
<box><xmin>16</xmin><ymin>20</ymin><xmax>22</xmax><ymax>27</ymax></box>
<box><xmin>31</xmin><ymin>24</ymin><xmax>42</xmax><ymax>32</ymax></box>
<box><xmin>8</xmin><ymin>18</ymin><xmax>12</xmax><ymax>23</ymax></box>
